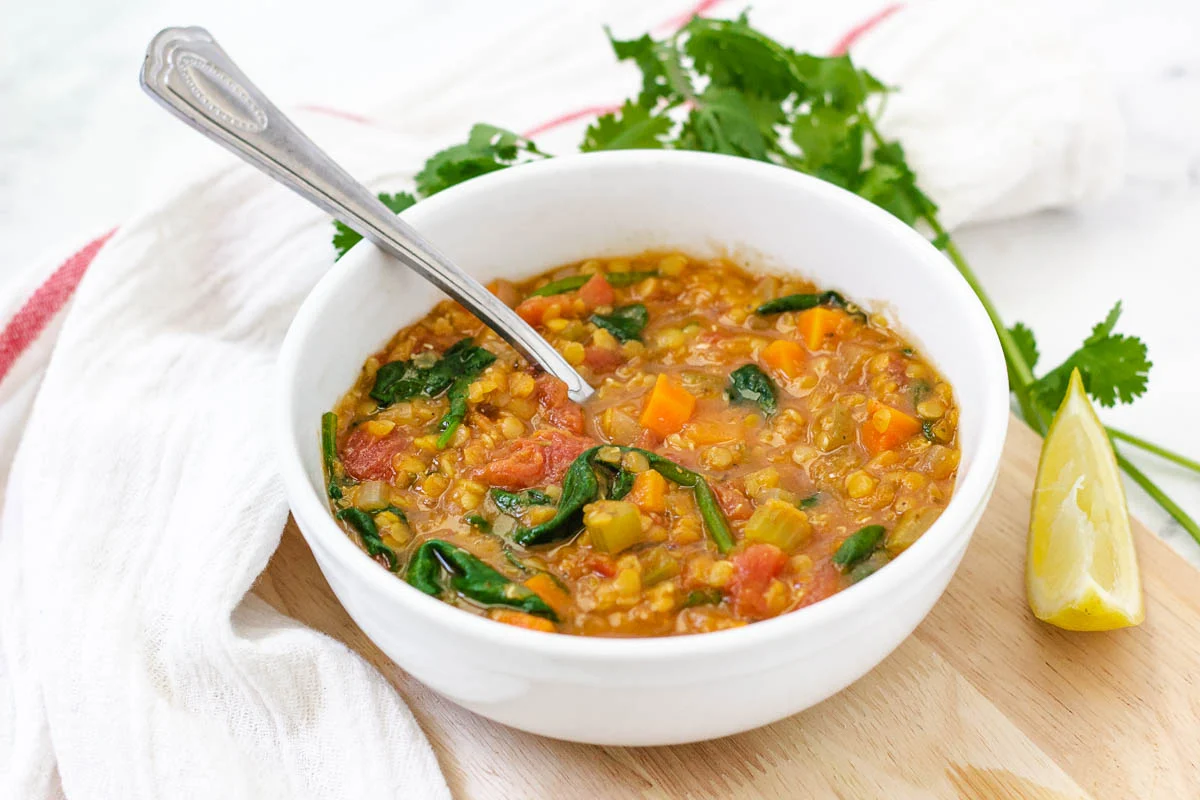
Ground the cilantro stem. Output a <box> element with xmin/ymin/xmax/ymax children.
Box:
<box><xmin>1109</xmin><ymin>428</ymin><xmax>1200</xmax><ymax>474</ymax></box>
<box><xmin>1114</xmin><ymin>449</ymin><xmax>1200</xmax><ymax>547</ymax></box>
<box><xmin>921</xmin><ymin>218</ymin><xmax>1046</xmax><ymax>433</ymax></box>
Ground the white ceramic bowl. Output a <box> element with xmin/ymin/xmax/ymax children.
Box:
<box><xmin>276</xmin><ymin>151</ymin><xmax>1009</xmax><ymax>746</ymax></box>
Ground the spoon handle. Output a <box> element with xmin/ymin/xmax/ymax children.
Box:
<box><xmin>140</xmin><ymin>26</ymin><xmax>593</xmax><ymax>403</ymax></box>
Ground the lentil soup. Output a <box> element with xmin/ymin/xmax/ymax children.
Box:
<box><xmin>322</xmin><ymin>253</ymin><xmax>960</xmax><ymax>636</ymax></box>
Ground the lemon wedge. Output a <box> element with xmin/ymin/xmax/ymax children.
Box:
<box><xmin>1027</xmin><ymin>368</ymin><xmax>1144</xmax><ymax>631</ymax></box>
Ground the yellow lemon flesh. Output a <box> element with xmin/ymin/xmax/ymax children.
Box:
<box><xmin>1027</xmin><ymin>368</ymin><xmax>1144</xmax><ymax>631</ymax></box>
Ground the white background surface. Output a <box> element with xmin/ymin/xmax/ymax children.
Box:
<box><xmin>2</xmin><ymin>0</ymin><xmax>1197</xmax><ymax>562</ymax></box>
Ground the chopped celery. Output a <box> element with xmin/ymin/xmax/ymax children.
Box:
<box><xmin>743</xmin><ymin>500</ymin><xmax>812</xmax><ymax>552</ymax></box>
<box><xmin>583</xmin><ymin>500</ymin><xmax>643</xmax><ymax>554</ymax></box>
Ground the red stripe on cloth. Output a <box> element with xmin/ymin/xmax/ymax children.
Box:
<box><xmin>521</xmin><ymin>104</ymin><xmax>622</xmax><ymax>139</ymax></box>
<box><xmin>658</xmin><ymin>0</ymin><xmax>727</xmax><ymax>31</ymax></box>
<box><xmin>0</xmin><ymin>230</ymin><xmax>116</xmax><ymax>385</ymax></box>
<box><xmin>297</xmin><ymin>104</ymin><xmax>378</xmax><ymax>126</ymax></box>
<box><xmin>830</xmin><ymin>3</ymin><xmax>904</xmax><ymax>55</ymax></box>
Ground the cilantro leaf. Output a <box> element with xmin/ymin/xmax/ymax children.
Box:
<box><xmin>683</xmin><ymin>16</ymin><xmax>803</xmax><ymax>101</ymax></box>
<box><xmin>855</xmin><ymin>141</ymin><xmax>937</xmax><ymax>226</ymax></box>
<box><xmin>582</xmin><ymin>101</ymin><xmax>673</xmax><ymax>151</ymax></box>
<box><xmin>681</xmin><ymin>86</ymin><xmax>769</xmax><ymax>160</ymax></box>
<box><xmin>333</xmin><ymin>192</ymin><xmax>417</xmax><ymax>259</ymax></box>
<box><xmin>1009</xmin><ymin>323</ymin><xmax>1039</xmax><ymax>370</ymax></box>
<box><xmin>414</xmin><ymin>124</ymin><xmax>547</xmax><ymax>198</ymax></box>
<box><xmin>1031</xmin><ymin>303</ymin><xmax>1151</xmax><ymax>410</ymax></box>
<box><xmin>606</xmin><ymin>28</ymin><xmax>691</xmax><ymax>108</ymax></box>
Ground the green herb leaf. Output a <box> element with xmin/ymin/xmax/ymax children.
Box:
<box><xmin>490</xmin><ymin>488</ymin><xmax>554</xmax><ymax>515</ymax></box>
<box><xmin>1031</xmin><ymin>303</ymin><xmax>1151</xmax><ymax>410</ymax></box>
<box><xmin>590</xmin><ymin>304</ymin><xmax>649</xmax><ymax>342</ymax></box>
<box><xmin>755</xmin><ymin>290</ymin><xmax>851</xmax><ymax>316</ymax></box>
<box><xmin>333</xmin><ymin>192</ymin><xmax>417</xmax><ymax>259</ymax></box>
<box><xmin>529</xmin><ymin>275</ymin><xmax>590</xmax><ymax>297</ymax></box>
<box><xmin>407</xmin><ymin>539</ymin><xmax>556</xmax><ymax>619</ymax></box>
<box><xmin>582</xmin><ymin>100</ymin><xmax>673</xmax><ymax>151</ymax></box>
<box><xmin>512</xmin><ymin>446</ymin><xmax>734</xmax><ymax>553</ymax></box>
<box><xmin>798</xmin><ymin>493</ymin><xmax>821</xmax><ymax>509</ymax></box>
<box><xmin>832</xmin><ymin>524</ymin><xmax>886</xmax><ymax>571</ymax></box>
<box><xmin>1009</xmin><ymin>323</ymin><xmax>1039</xmax><ymax>370</ymax></box>
<box><xmin>682</xmin><ymin>588</ymin><xmax>724</xmax><ymax>608</ymax></box>
<box><xmin>606</xmin><ymin>270</ymin><xmax>659</xmax><ymax>287</ymax></box>
<box><xmin>726</xmin><ymin>364</ymin><xmax>778</xmax><ymax>416</ymax></box>
<box><xmin>371</xmin><ymin>338</ymin><xmax>496</xmax><ymax>406</ymax></box>
<box><xmin>414</xmin><ymin>124</ymin><xmax>547</xmax><ymax>198</ymax></box>
<box><xmin>464</xmin><ymin>513</ymin><xmax>492</xmax><ymax>533</ymax></box>
<box><xmin>321</xmin><ymin>412</ymin><xmax>344</xmax><ymax>500</ymax></box>
<box><xmin>337</xmin><ymin>507</ymin><xmax>399</xmax><ymax>571</ymax></box>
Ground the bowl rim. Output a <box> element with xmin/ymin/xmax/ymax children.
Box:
<box><xmin>275</xmin><ymin>149</ymin><xmax>1010</xmax><ymax>662</ymax></box>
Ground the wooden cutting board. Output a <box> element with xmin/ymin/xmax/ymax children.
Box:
<box><xmin>253</xmin><ymin>417</ymin><xmax>1200</xmax><ymax>799</ymax></box>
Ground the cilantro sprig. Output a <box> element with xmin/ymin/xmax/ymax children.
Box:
<box><xmin>331</xmin><ymin>12</ymin><xmax>1198</xmax><ymax>543</ymax></box>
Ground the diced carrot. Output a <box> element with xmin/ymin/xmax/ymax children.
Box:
<box><xmin>578</xmin><ymin>273</ymin><xmax>615</xmax><ymax>307</ymax></box>
<box><xmin>489</xmin><ymin>608</ymin><xmax>556</xmax><ymax>632</ymax></box>
<box><xmin>523</xmin><ymin>573</ymin><xmax>572</xmax><ymax>620</ymax></box>
<box><xmin>628</xmin><ymin>469</ymin><xmax>668</xmax><ymax>512</ymax></box>
<box><xmin>639</xmin><ymin>374</ymin><xmax>697</xmax><ymax>437</ymax></box>
<box><xmin>760</xmin><ymin>339</ymin><xmax>807</xmax><ymax>379</ymax></box>
<box><xmin>861</xmin><ymin>399</ymin><xmax>922</xmax><ymax>453</ymax></box>
<box><xmin>796</xmin><ymin>307</ymin><xmax>845</xmax><ymax>351</ymax></box>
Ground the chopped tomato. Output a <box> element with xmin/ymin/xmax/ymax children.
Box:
<box><xmin>583</xmin><ymin>346</ymin><xmax>623</xmax><ymax>373</ymax></box>
<box><xmin>477</xmin><ymin>439</ymin><xmax>546</xmax><ymax>490</ymax></box>
<box><xmin>340</xmin><ymin>426</ymin><xmax>408</xmax><ymax>481</ymax></box>
<box><xmin>583</xmin><ymin>553</ymin><xmax>617</xmax><ymax>577</ymax></box>
<box><xmin>797</xmin><ymin>562</ymin><xmax>842</xmax><ymax>609</ymax></box>
<box><xmin>515</xmin><ymin>295</ymin><xmax>556</xmax><ymax>326</ymax></box>
<box><xmin>476</xmin><ymin>430</ymin><xmax>593</xmax><ymax>489</ymax></box>
<box><xmin>536</xmin><ymin>374</ymin><xmax>585</xmax><ymax>434</ymax></box>
<box><xmin>712</xmin><ymin>481</ymin><xmax>753</xmax><ymax>521</ymax></box>
<box><xmin>530</xmin><ymin>429</ymin><xmax>595</xmax><ymax>483</ymax></box>
<box><xmin>730</xmin><ymin>543</ymin><xmax>788</xmax><ymax>618</ymax></box>
<box><xmin>578</xmin><ymin>273</ymin><xmax>616</xmax><ymax>307</ymax></box>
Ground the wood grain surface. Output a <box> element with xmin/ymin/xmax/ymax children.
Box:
<box><xmin>253</xmin><ymin>417</ymin><xmax>1200</xmax><ymax>799</ymax></box>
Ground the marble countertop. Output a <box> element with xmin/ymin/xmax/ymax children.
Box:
<box><xmin>2</xmin><ymin>0</ymin><xmax>1197</xmax><ymax>563</ymax></box>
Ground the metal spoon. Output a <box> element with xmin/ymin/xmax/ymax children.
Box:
<box><xmin>140</xmin><ymin>26</ymin><xmax>593</xmax><ymax>403</ymax></box>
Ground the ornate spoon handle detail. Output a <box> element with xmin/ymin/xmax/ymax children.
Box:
<box><xmin>140</xmin><ymin>27</ymin><xmax>593</xmax><ymax>403</ymax></box>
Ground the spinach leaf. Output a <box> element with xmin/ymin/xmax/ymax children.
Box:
<box><xmin>464</xmin><ymin>513</ymin><xmax>492</xmax><ymax>533</ymax></box>
<box><xmin>832</xmin><ymin>524</ymin><xmax>886</xmax><ymax>571</ymax></box>
<box><xmin>511</xmin><ymin>446</ymin><xmax>734</xmax><ymax>553</ymax></box>
<box><xmin>371</xmin><ymin>338</ymin><xmax>495</xmax><ymax>407</ymax></box>
<box><xmin>490</xmin><ymin>488</ymin><xmax>554</xmax><ymax>515</ymax></box>
<box><xmin>682</xmin><ymin>588</ymin><xmax>724</xmax><ymax>608</ymax></box>
<box><xmin>529</xmin><ymin>275</ymin><xmax>590</xmax><ymax>297</ymax></box>
<box><xmin>755</xmin><ymin>290</ymin><xmax>856</xmax><ymax>316</ymax></box>
<box><xmin>337</xmin><ymin>507</ymin><xmax>399</xmax><ymax>571</ymax></box>
<box><xmin>726</xmin><ymin>364</ymin><xmax>778</xmax><ymax>416</ymax></box>
<box><xmin>590</xmin><ymin>304</ymin><xmax>649</xmax><ymax>342</ymax></box>
<box><xmin>511</xmin><ymin>451</ymin><xmax>602</xmax><ymax>547</ymax></box>
<box><xmin>321</xmin><ymin>412</ymin><xmax>344</xmax><ymax>500</ymax></box>
<box><xmin>528</xmin><ymin>271</ymin><xmax>659</xmax><ymax>298</ymax></box>
<box><xmin>436</xmin><ymin>378</ymin><xmax>470</xmax><ymax>448</ymax></box>
<box><xmin>606</xmin><ymin>270</ymin><xmax>658</xmax><ymax>287</ymax></box>
<box><xmin>608</xmin><ymin>468</ymin><xmax>636</xmax><ymax>500</ymax></box>
<box><xmin>406</xmin><ymin>539</ymin><xmax>557</xmax><ymax>619</ymax></box>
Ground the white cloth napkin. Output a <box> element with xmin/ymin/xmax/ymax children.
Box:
<box><xmin>0</xmin><ymin>1</ymin><xmax>1122</xmax><ymax>797</ymax></box>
